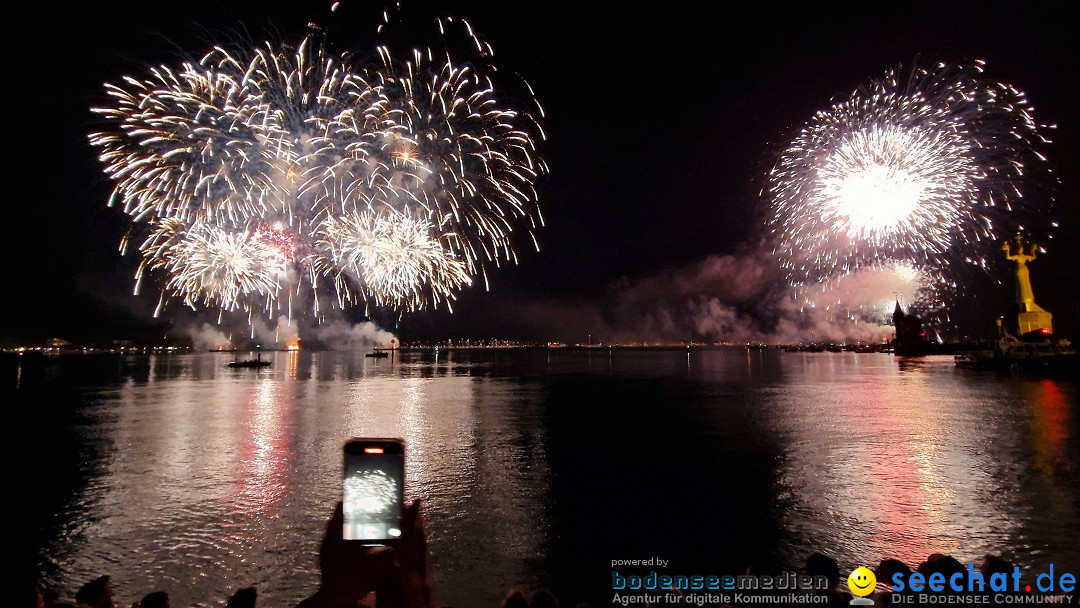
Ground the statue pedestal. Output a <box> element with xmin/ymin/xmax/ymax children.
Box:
<box><xmin>1018</xmin><ymin>309</ymin><xmax>1053</xmax><ymax>335</ymax></box>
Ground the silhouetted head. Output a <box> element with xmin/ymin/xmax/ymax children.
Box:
<box><xmin>876</xmin><ymin>558</ymin><xmax>911</xmax><ymax>582</ymax></box>
<box><xmin>502</xmin><ymin>590</ymin><xmax>529</xmax><ymax>608</ymax></box>
<box><xmin>916</xmin><ymin>554</ymin><xmax>965</xmax><ymax>593</ymax></box>
<box><xmin>980</xmin><ymin>554</ymin><xmax>1014</xmax><ymax>577</ymax></box>
<box><xmin>941</xmin><ymin>557</ymin><xmax>966</xmax><ymax>579</ymax></box>
<box><xmin>75</xmin><ymin>576</ymin><xmax>112</xmax><ymax>608</ymax></box>
<box><xmin>530</xmin><ymin>588</ymin><xmax>560</xmax><ymax>608</ymax></box>
<box><xmin>920</xmin><ymin>554</ymin><xmax>946</xmax><ymax>567</ymax></box>
<box><xmin>226</xmin><ymin>587</ymin><xmax>257</xmax><ymax>608</ymax></box>
<box><xmin>806</xmin><ymin>553</ymin><xmax>841</xmax><ymax>586</ymax></box>
<box><xmin>138</xmin><ymin>592</ymin><xmax>168</xmax><ymax>608</ymax></box>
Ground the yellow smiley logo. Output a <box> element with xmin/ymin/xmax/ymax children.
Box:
<box><xmin>847</xmin><ymin>566</ymin><xmax>877</xmax><ymax>597</ymax></box>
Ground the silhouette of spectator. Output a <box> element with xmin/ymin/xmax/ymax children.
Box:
<box><xmin>138</xmin><ymin>592</ymin><xmax>168</xmax><ymax>608</ymax></box>
<box><xmin>875</xmin><ymin>558</ymin><xmax>911</xmax><ymax>588</ymax></box>
<box><xmin>918</xmin><ymin>555</ymin><xmax>964</xmax><ymax>575</ymax></box>
<box><xmin>226</xmin><ymin>587</ymin><xmax>257</xmax><ymax>608</ymax></box>
<box><xmin>979</xmin><ymin>554</ymin><xmax>1014</xmax><ymax>577</ymax></box>
<box><xmin>874</xmin><ymin>558</ymin><xmax>912</xmax><ymax>605</ymax></box>
<box><xmin>916</xmin><ymin>555</ymin><xmax>965</xmax><ymax>594</ymax></box>
<box><xmin>529</xmin><ymin>589</ymin><xmax>559</xmax><ymax>608</ymax></box>
<box><xmin>804</xmin><ymin>553</ymin><xmax>851</xmax><ymax>607</ymax></box>
<box><xmin>75</xmin><ymin>576</ymin><xmax>113</xmax><ymax>608</ymax></box>
<box><xmin>805</xmin><ymin>553</ymin><xmax>840</xmax><ymax>587</ymax></box>
<box><xmin>501</xmin><ymin>590</ymin><xmax>528</xmax><ymax>608</ymax></box>
<box><xmin>877</xmin><ymin>559</ymin><xmax>910</xmax><ymax>579</ymax></box>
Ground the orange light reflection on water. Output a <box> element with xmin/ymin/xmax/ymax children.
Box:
<box><xmin>1025</xmin><ymin>379</ymin><xmax>1068</xmax><ymax>476</ymax></box>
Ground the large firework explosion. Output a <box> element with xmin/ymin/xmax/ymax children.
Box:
<box><xmin>89</xmin><ymin>14</ymin><xmax>546</xmax><ymax>322</ymax></box>
<box><xmin>765</xmin><ymin>60</ymin><xmax>1054</xmax><ymax>321</ymax></box>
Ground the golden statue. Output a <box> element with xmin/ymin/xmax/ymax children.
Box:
<box><xmin>1003</xmin><ymin>233</ymin><xmax>1053</xmax><ymax>335</ymax></box>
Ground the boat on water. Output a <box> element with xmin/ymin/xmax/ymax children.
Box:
<box><xmin>228</xmin><ymin>353</ymin><xmax>271</xmax><ymax>368</ymax></box>
<box><xmin>365</xmin><ymin>350</ymin><xmax>390</xmax><ymax>358</ymax></box>
<box><xmin>955</xmin><ymin>338</ymin><xmax>1077</xmax><ymax>373</ymax></box>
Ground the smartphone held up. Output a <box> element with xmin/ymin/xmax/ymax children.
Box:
<box><xmin>342</xmin><ymin>438</ymin><xmax>405</xmax><ymax>543</ymax></box>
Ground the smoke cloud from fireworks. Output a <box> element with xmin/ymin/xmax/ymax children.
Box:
<box><xmin>310</xmin><ymin>320</ymin><xmax>397</xmax><ymax>350</ymax></box>
<box><xmin>600</xmin><ymin>252</ymin><xmax>901</xmax><ymax>344</ymax></box>
<box><xmin>188</xmin><ymin>323</ymin><xmax>233</xmax><ymax>350</ymax></box>
<box><xmin>189</xmin><ymin>316</ymin><xmax>395</xmax><ymax>350</ymax></box>
<box><xmin>484</xmin><ymin>250</ymin><xmax>903</xmax><ymax>345</ymax></box>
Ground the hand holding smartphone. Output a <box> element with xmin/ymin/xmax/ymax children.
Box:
<box><xmin>342</xmin><ymin>438</ymin><xmax>405</xmax><ymax>543</ymax></box>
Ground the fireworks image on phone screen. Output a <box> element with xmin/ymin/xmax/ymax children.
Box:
<box><xmin>343</xmin><ymin>453</ymin><xmax>403</xmax><ymax>540</ymax></box>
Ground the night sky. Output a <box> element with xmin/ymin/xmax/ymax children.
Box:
<box><xmin>5</xmin><ymin>0</ymin><xmax>1078</xmax><ymax>345</ymax></box>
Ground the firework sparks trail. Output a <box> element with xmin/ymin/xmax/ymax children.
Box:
<box><xmin>89</xmin><ymin>15</ymin><xmax>546</xmax><ymax>321</ymax></box>
<box><xmin>765</xmin><ymin>61</ymin><xmax>1054</xmax><ymax>317</ymax></box>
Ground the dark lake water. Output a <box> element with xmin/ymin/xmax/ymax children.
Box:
<box><xmin>5</xmin><ymin>349</ymin><xmax>1079</xmax><ymax>606</ymax></box>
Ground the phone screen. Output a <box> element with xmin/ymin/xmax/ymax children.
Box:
<box><xmin>343</xmin><ymin>438</ymin><xmax>405</xmax><ymax>542</ymax></box>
